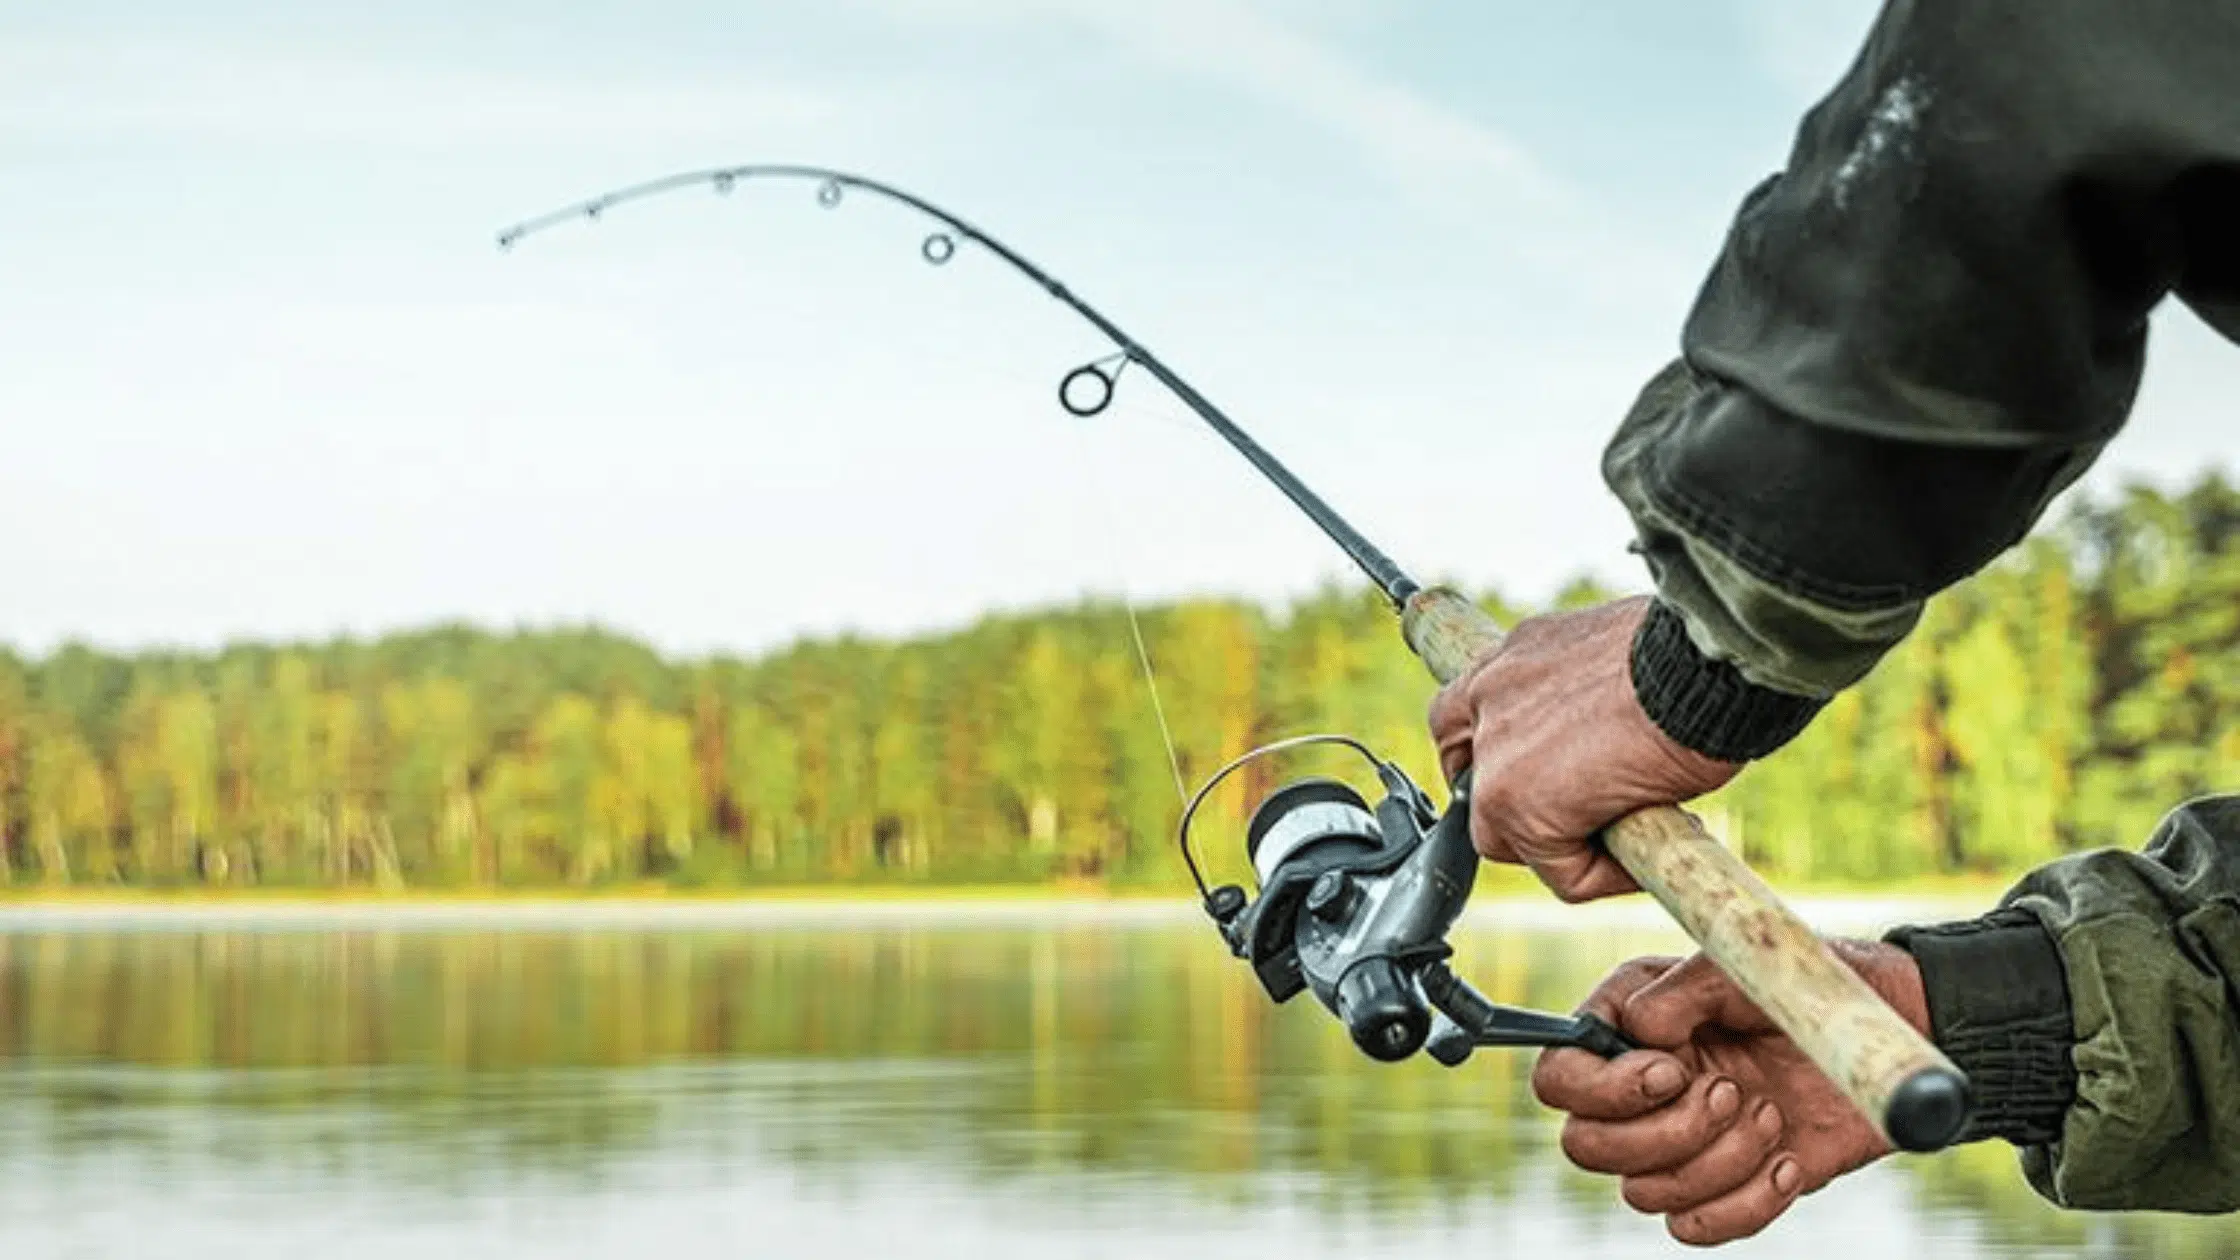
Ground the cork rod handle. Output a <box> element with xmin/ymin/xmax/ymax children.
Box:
<box><xmin>1400</xmin><ymin>586</ymin><xmax>1969</xmax><ymax>1152</ymax></box>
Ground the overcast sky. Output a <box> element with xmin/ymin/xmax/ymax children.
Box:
<box><xmin>3</xmin><ymin>0</ymin><xmax>2231</xmax><ymax>657</ymax></box>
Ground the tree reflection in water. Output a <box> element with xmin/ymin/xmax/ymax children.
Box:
<box><xmin>0</xmin><ymin>918</ymin><xmax>2228</xmax><ymax>1258</ymax></box>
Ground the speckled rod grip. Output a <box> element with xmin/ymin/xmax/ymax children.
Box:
<box><xmin>1400</xmin><ymin>586</ymin><xmax>1968</xmax><ymax>1152</ymax></box>
<box><xmin>1400</xmin><ymin>586</ymin><xmax>1509</xmax><ymax>685</ymax></box>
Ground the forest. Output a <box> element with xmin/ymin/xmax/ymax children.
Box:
<box><xmin>0</xmin><ymin>474</ymin><xmax>2231</xmax><ymax>892</ymax></box>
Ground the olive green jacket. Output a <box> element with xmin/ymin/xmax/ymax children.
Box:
<box><xmin>2006</xmin><ymin>799</ymin><xmax>2240</xmax><ymax>1209</ymax></box>
<box><xmin>1607</xmin><ymin>0</ymin><xmax>2240</xmax><ymax>1210</ymax></box>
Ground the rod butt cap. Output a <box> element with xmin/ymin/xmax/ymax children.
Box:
<box><xmin>1886</xmin><ymin>1068</ymin><xmax>1971</xmax><ymax>1152</ymax></box>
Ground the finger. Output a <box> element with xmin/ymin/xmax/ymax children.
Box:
<box><xmin>1471</xmin><ymin>816</ymin><xmax>1520</xmax><ymax>866</ymax></box>
<box><xmin>1622</xmin><ymin>1097</ymin><xmax>1787</xmax><ymax>1215</ymax></box>
<box><xmin>1532</xmin><ymin>956</ymin><xmax>1685</xmax><ymax>1118</ymax></box>
<box><xmin>1622</xmin><ymin>952</ymin><xmax>1776</xmax><ymax>1049</ymax></box>
<box><xmin>1578</xmin><ymin>956</ymin><xmax>1683</xmax><ymax>1023</ymax></box>
<box><xmin>1533</xmin><ymin>1046</ymin><xmax>1692</xmax><ymax>1120</ymax></box>
<box><xmin>1469</xmin><ymin>774</ymin><xmax>1641</xmax><ymax>902</ymax></box>
<box><xmin>1561</xmin><ymin>1073</ymin><xmax>1749</xmax><ymax>1176</ymax></box>
<box><xmin>1463</xmin><ymin>780</ymin><xmax>1525</xmax><ymax>865</ymax></box>
<box><xmin>1466</xmin><ymin>762</ymin><xmax>1532</xmax><ymax>866</ymax></box>
<box><xmin>1426</xmin><ymin>679</ymin><xmax>1479</xmax><ymax>779</ymax></box>
<box><xmin>1440</xmin><ymin>745</ymin><xmax>1471</xmax><ymax>785</ymax></box>
<box><xmin>1529</xmin><ymin>848</ymin><xmax>1641</xmax><ymax>904</ymax></box>
<box><xmin>1666</xmin><ymin>1152</ymin><xmax>1805</xmax><ymax>1247</ymax></box>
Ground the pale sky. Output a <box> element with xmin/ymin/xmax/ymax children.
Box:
<box><xmin>3</xmin><ymin>1</ymin><xmax>2231</xmax><ymax>656</ymax></box>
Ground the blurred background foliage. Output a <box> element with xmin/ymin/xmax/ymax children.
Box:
<box><xmin>0</xmin><ymin>474</ymin><xmax>2231</xmax><ymax>891</ymax></box>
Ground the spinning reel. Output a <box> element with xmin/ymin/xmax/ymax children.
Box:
<box><xmin>1180</xmin><ymin>736</ymin><xmax>1631</xmax><ymax>1066</ymax></box>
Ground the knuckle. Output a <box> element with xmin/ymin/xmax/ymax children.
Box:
<box><xmin>1725</xmin><ymin>1135</ymin><xmax>1778</xmax><ymax>1183</ymax></box>
<box><xmin>1650</xmin><ymin>1078</ymin><xmax>1717</xmax><ymax>1142</ymax></box>
<box><xmin>1683</xmin><ymin>1096</ymin><xmax>1725</xmax><ymax>1145</ymax></box>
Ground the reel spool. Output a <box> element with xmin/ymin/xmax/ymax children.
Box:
<box><xmin>1179</xmin><ymin>736</ymin><xmax>1632</xmax><ymax>1065</ymax></box>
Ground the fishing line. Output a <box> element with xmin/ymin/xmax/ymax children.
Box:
<box><xmin>1057</xmin><ymin>402</ymin><xmax>1191</xmax><ymax>811</ymax></box>
<box><xmin>870</xmin><ymin>344</ymin><xmax>1214</xmax><ymax>792</ymax></box>
<box><xmin>1124</xmin><ymin>605</ymin><xmax>1189</xmax><ymax>810</ymax></box>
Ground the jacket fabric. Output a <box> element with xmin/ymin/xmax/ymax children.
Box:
<box><xmin>1608</xmin><ymin>0</ymin><xmax>2240</xmax><ymax>1207</ymax></box>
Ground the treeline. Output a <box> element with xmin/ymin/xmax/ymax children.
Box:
<box><xmin>0</xmin><ymin>475</ymin><xmax>2231</xmax><ymax>890</ymax></box>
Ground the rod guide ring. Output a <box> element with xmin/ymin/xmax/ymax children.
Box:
<box><xmin>1059</xmin><ymin>364</ymin><xmax>1114</xmax><ymax>416</ymax></box>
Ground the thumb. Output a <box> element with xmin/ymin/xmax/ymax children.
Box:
<box><xmin>1619</xmin><ymin>953</ymin><xmax>1776</xmax><ymax>1048</ymax></box>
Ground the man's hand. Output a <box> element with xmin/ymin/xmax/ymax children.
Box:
<box><xmin>1427</xmin><ymin>596</ymin><xmax>1738</xmax><ymax>901</ymax></box>
<box><xmin>1533</xmin><ymin>942</ymin><xmax>1929</xmax><ymax>1246</ymax></box>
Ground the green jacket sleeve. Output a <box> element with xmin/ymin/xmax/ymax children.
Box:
<box><xmin>1892</xmin><ymin>796</ymin><xmax>2240</xmax><ymax>1212</ymax></box>
<box><xmin>1610</xmin><ymin>0</ymin><xmax>2240</xmax><ymax>762</ymax></box>
<box><xmin>2009</xmin><ymin>797</ymin><xmax>2240</xmax><ymax>1211</ymax></box>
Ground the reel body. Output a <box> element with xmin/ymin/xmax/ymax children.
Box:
<box><xmin>1182</xmin><ymin>737</ymin><xmax>1631</xmax><ymax>1066</ymax></box>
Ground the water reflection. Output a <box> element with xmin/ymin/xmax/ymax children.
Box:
<box><xmin>0</xmin><ymin>916</ymin><xmax>2228</xmax><ymax>1258</ymax></box>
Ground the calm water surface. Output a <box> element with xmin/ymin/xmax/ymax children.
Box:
<box><xmin>0</xmin><ymin>906</ymin><xmax>2223</xmax><ymax>1259</ymax></box>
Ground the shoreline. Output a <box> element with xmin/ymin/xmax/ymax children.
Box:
<box><xmin>0</xmin><ymin>889</ymin><xmax>1994</xmax><ymax>934</ymax></box>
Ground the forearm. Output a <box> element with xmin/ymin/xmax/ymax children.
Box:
<box><xmin>1889</xmin><ymin>796</ymin><xmax>2240</xmax><ymax>1212</ymax></box>
<box><xmin>1608</xmin><ymin>360</ymin><xmax>2101</xmax><ymax>760</ymax></box>
<box><xmin>1611</xmin><ymin>0</ymin><xmax>2240</xmax><ymax>760</ymax></box>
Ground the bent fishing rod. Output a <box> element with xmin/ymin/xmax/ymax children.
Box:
<box><xmin>497</xmin><ymin>164</ymin><xmax>1970</xmax><ymax>1152</ymax></box>
<box><xmin>498</xmin><ymin>166</ymin><xmax>1417</xmax><ymax>609</ymax></box>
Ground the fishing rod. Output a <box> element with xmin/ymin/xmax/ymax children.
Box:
<box><xmin>497</xmin><ymin>165</ymin><xmax>1419</xmax><ymax>609</ymax></box>
<box><xmin>497</xmin><ymin>165</ymin><xmax>1971</xmax><ymax>1152</ymax></box>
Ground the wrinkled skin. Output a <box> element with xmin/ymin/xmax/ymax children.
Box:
<box><xmin>1427</xmin><ymin>595</ymin><xmax>1738</xmax><ymax>902</ymax></box>
<box><xmin>1532</xmin><ymin>943</ymin><xmax>1929</xmax><ymax>1246</ymax></box>
<box><xmin>1426</xmin><ymin>595</ymin><xmax>1927</xmax><ymax>1242</ymax></box>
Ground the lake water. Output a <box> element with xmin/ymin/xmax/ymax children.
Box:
<box><xmin>0</xmin><ymin>904</ymin><xmax>2224</xmax><ymax>1259</ymax></box>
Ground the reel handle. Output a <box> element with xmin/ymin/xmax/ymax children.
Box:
<box><xmin>1400</xmin><ymin>586</ymin><xmax>1970</xmax><ymax>1153</ymax></box>
<box><xmin>1419</xmin><ymin>959</ymin><xmax>1634</xmax><ymax>1063</ymax></box>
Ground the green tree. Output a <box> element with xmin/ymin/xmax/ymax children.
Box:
<box><xmin>727</xmin><ymin>701</ymin><xmax>803</xmax><ymax>876</ymax></box>
<box><xmin>24</xmin><ymin>717</ymin><xmax>110</xmax><ymax>883</ymax></box>
<box><xmin>0</xmin><ymin>472</ymin><xmax>2229</xmax><ymax>893</ymax></box>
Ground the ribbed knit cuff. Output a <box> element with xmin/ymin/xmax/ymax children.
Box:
<box><xmin>1887</xmin><ymin>909</ymin><xmax>2077</xmax><ymax>1147</ymax></box>
<box><xmin>1629</xmin><ymin>600</ymin><xmax>1825</xmax><ymax>762</ymax></box>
